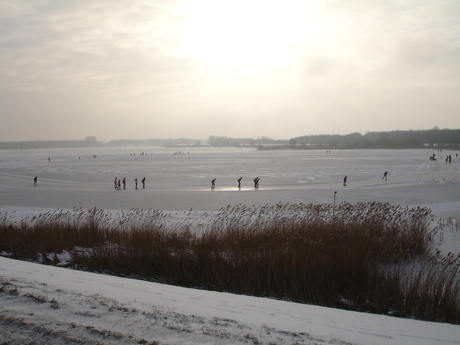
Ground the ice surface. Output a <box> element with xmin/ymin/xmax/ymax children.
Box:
<box><xmin>0</xmin><ymin>147</ymin><xmax>459</xmax><ymax>212</ymax></box>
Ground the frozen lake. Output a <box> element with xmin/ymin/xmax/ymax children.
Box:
<box><xmin>0</xmin><ymin>146</ymin><xmax>459</xmax><ymax>216</ymax></box>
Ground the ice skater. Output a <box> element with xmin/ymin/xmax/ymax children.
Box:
<box><xmin>382</xmin><ymin>171</ymin><xmax>388</xmax><ymax>180</ymax></box>
<box><xmin>33</xmin><ymin>176</ymin><xmax>38</xmax><ymax>186</ymax></box>
<box><xmin>117</xmin><ymin>179</ymin><xmax>121</xmax><ymax>190</ymax></box>
<box><xmin>237</xmin><ymin>177</ymin><xmax>242</xmax><ymax>188</ymax></box>
<box><xmin>343</xmin><ymin>175</ymin><xmax>347</xmax><ymax>186</ymax></box>
<box><xmin>253</xmin><ymin>177</ymin><xmax>260</xmax><ymax>188</ymax></box>
<box><xmin>211</xmin><ymin>178</ymin><xmax>216</xmax><ymax>188</ymax></box>
<box><xmin>114</xmin><ymin>177</ymin><xmax>118</xmax><ymax>189</ymax></box>
<box><xmin>122</xmin><ymin>177</ymin><xmax>126</xmax><ymax>190</ymax></box>
<box><xmin>135</xmin><ymin>178</ymin><xmax>138</xmax><ymax>189</ymax></box>
<box><xmin>142</xmin><ymin>177</ymin><xmax>146</xmax><ymax>188</ymax></box>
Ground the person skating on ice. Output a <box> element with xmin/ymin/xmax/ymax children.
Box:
<box><xmin>382</xmin><ymin>171</ymin><xmax>388</xmax><ymax>180</ymax></box>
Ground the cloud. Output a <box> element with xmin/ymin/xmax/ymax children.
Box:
<box><xmin>0</xmin><ymin>0</ymin><xmax>459</xmax><ymax>141</ymax></box>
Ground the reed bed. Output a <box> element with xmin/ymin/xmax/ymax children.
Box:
<box><xmin>1</xmin><ymin>202</ymin><xmax>459</xmax><ymax>324</ymax></box>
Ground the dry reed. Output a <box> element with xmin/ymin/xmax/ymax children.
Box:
<box><xmin>1</xmin><ymin>202</ymin><xmax>459</xmax><ymax>324</ymax></box>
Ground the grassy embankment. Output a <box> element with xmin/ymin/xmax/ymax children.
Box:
<box><xmin>1</xmin><ymin>202</ymin><xmax>459</xmax><ymax>324</ymax></box>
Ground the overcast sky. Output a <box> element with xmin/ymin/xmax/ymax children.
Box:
<box><xmin>1</xmin><ymin>0</ymin><xmax>459</xmax><ymax>142</ymax></box>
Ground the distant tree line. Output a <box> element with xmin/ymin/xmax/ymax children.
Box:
<box><xmin>107</xmin><ymin>138</ymin><xmax>200</xmax><ymax>147</ymax></box>
<box><xmin>2</xmin><ymin>129</ymin><xmax>459</xmax><ymax>150</ymax></box>
<box><xmin>289</xmin><ymin>128</ymin><xmax>460</xmax><ymax>149</ymax></box>
<box><xmin>0</xmin><ymin>137</ymin><xmax>202</xmax><ymax>149</ymax></box>
<box><xmin>207</xmin><ymin>129</ymin><xmax>460</xmax><ymax>149</ymax></box>
<box><xmin>207</xmin><ymin>136</ymin><xmax>288</xmax><ymax>147</ymax></box>
<box><xmin>0</xmin><ymin>136</ymin><xmax>103</xmax><ymax>149</ymax></box>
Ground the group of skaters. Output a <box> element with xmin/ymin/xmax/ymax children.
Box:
<box><xmin>344</xmin><ymin>171</ymin><xmax>388</xmax><ymax>186</ymax></box>
<box><xmin>114</xmin><ymin>177</ymin><xmax>146</xmax><ymax>190</ymax></box>
<box><xmin>212</xmin><ymin>173</ymin><xmax>390</xmax><ymax>189</ymax></box>
<box><xmin>436</xmin><ymin>148</ymin><xmax>459</xmax><ymax>158</ymax></box>
<box><xmin>112</xmin><ymin>176</ymin><xmax>261</xmax><ymax>190</ymax></box>
<box><xmin>33</xmin><ymin>172</ymin><xmax>391</xmax><ymax>190</ymax></box>
<box><xmin>211</xmin><ymin>176</ymin><xmax>260</xmax><ymax>189</ymax></box>
<box><xmin>430</xmin><ymin>153</ymin><xmax>458</xmax><ymax>162</ymax></box>
<box><xmin>103</xmin><ymin>174</ymin><xmax>386</xmax><ymax>189</ymax></box>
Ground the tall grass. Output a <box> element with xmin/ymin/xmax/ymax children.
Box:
<box><xmin>1</xmin><ymin>203</ymin><xmax>459</xmax><ymax>324</ymax></box>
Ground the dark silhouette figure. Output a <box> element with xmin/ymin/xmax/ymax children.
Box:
<box><xmin>114</xmin><ymin>177</ymin><xmax>118</xmax><ymax>189</ymax></box>
<box><xmin>142</xmin><ymin>177</ymin><xmax>146</xmax><ymax>188</ymax></box>
<box><xmin>382</xmin><ymin>171</ymin><xmax>388</xmax><ymax>180</ymax></box>
<box><xmin>211</xmin><ymin>178</ymin><xmax>216</xmax><ymax>188</ymax></box>
<box><xmin>117</xmin><ymin>179</ymin><xmax>121</xmax><ymax>190</ymax></box>
<box><xmin>253</xmin><ymin>177</ymin><xmax>260</xmax><ymax>188</ymax></box>
<box><xmin>33</xmin><ymin>176</ymin><xmax>38</xmax><ymax>186</ymax></box>
<box><xmin>237</xmin><ymin>177</ymin><xmax>242</xmax><ymax>188</ymax></box>
<box><xmin>135</xmin><ymin>178</ymin><xmax>138</xmax><ymax>189</ymax></box>
<box><xmin>122</xmin><ymin>177</ymin><xmax>126</xmax><ymax>189</ymax></box>
<box><xmin>343</xmin><ymin>175</ymin><xmax>347</xmax><ymax>186</ymax></box>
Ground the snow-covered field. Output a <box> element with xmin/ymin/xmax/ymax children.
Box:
<box><xmin>1</xmin><ymin>147</ymin><xmax>460</xmax><ymax>344</ymax></box>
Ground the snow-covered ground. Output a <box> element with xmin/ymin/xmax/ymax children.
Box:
<box><xmin>1</xmin><ymin>147</ymin><xmax>460</xmax><ymax>344</ymax></box>
<box><xmin>2</xmin><ymin>256</ymin><xmax>460</xmax><ymax>345</ymax></box>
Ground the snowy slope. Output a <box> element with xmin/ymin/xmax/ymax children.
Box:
<box><xmin>1</xmin><ymin>256</ymin><xmax>459</xmax><ymax>345</ymax></box>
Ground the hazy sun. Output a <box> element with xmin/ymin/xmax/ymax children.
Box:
<box><xmin>181</xmin><ymin>0</ymin><xmax>320</xmax><ymax>71</ymax></box>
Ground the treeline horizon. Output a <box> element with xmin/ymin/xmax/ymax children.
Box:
<box><xmin>1</xmin><ymin>128</ymin><xmax>459</xmax><ymax>150</ymax></box>
<box><xmin>211</xmin><ymin>128</ymin><xmax>460</xmax><ymax>149</ymax></box>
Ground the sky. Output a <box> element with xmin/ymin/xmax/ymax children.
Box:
<box><xmin>0</xmin><ymin>0</ymin><xmax>459</xmax><ymax>142</ymax></box>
